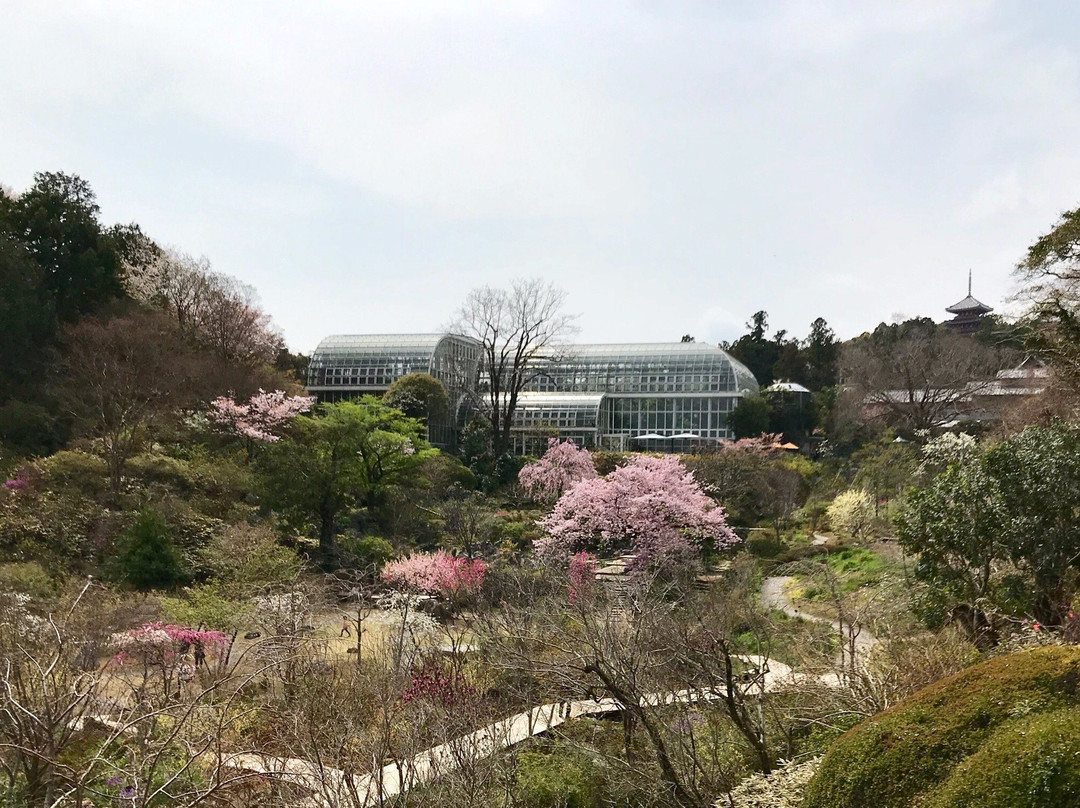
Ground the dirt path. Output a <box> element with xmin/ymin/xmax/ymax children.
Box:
<box><xmin>761</xmin><ymin>575</ymin><xmax>878</xmax><ymax>653</ymax></box>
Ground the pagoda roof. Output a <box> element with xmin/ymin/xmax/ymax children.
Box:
<box><xmin>946</xmin><ymin>294</ymin><xmax>993</xmax><ymax>315</ymax></box>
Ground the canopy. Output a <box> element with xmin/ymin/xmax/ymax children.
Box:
<box><xmin>671</xmin><ymin>433</ymin><xmax>701</xmax><ymax>439</ymax></box>
<box><xmin>632</xmin><ymin>433</ymin><xmax>666</xmax><ymax>440</ymax></box>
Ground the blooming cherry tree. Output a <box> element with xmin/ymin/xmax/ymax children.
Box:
<box><xmin>537</xmin><ymin>454</ymin><xmax>739</xmax><ymax>577</ymax></box>
<box><xmin>381</xmin><ymin>550</ymin><xmax>488</xmax><ymax>599</ymax></box>
<box><xmin>518</xmin><ymin>438</ymin><xmax>598</xmax><ymax>503</ymax></box>
<box><xmin>209</xmin><ymin>389</ymin><xmax>315</xmax><ymax>444</ymax></box>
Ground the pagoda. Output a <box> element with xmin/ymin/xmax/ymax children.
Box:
<box><xmin>945</xmin><ymin>271</ymin><xmax>993</xmax><ymax>335</ymax></box>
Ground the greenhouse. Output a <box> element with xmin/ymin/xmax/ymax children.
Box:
<box><xmin>306</xmin><ymin>333</ymin><xmax>482</xmax><ymax>447</ymax></box>
<box><xmin>308</xmin><ymin>334</ymin><xmax>758</xmax><ymax>452</ymax></box>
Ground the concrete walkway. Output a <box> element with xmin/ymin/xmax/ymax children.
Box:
<box><xmin>761</xmin><ymin>575</ymin><xmax>878</xmax><ymax>653</ymax></box>
<box><xmin>227</xmin><ymin>656</ymin><xmax>794</xmax><ymax>807</ymax></box>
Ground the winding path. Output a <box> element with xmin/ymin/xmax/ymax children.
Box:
<box><xmin>227</xmin><ymin>656</ymin><xmax>797</xmax><ymax>807</ymax></box>
<box><xmin>761</xmin><ymin>575</ymin><xmax>878</xmax><ymax>653</ymax></box>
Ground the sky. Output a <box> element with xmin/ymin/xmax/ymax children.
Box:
<box><xmin>3</xmin><ymin>1</ymin><xmax>1080</xmax><ymax>353</ymax></box>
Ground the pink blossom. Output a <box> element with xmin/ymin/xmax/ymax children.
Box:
<box><xmin>568</xmin><ymin>551</ymin><xmax>597</xmax><ymax>606</ymax></box>
<box><xmin>537</xmin><ymin>454</ymin><xmax>739</xmax><ymax>577</ymax></box>
<box><xmin>209</xmin><ymin>389</ymin><xmax>315</xmax><ymax>443</ymax></box>
<box><xmin>518</xmin><ymin>438</ymin><xmax>598</xmax><ymax>503</ymax></box>
<box><xmin>382</xmin><ymin>551</ymin><xmax>488</xmax><ymax>598</ymax></box>
<box><xmin>112</xmin><ymin>622</ymin><xmax>227</xmax><ymax>663</ymax></box>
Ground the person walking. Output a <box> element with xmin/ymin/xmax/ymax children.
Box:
<box><xmin>340</xmin><ymin>615</ymin><xmax>352</xmax><ymax>638</ymax></box>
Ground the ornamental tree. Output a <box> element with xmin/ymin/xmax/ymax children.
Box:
<box><xmin>209</xmin><ymin>388</ymin><xmax>315</xmax><ymax>450</ymax></box>
<box><xmin>258</xmin><ymin>398</ymin><xmax>433</xmax><ymax>558</ymax></box>
<box><xmin>537</xmin><ymin>454</ymin><xmax>739</xmax><ymax>577</ymax></box>
<box><xmin>826</xmin><ymin>489</ymin><xmax>874</xmax><ymax>541</ymax></box>
<box><xmin>568</xmin><ymin>551</ymin><xmax>597</xmax><ymax>606</ymax></box>
<box><xmin>518</xmin><ymin>438</ymin><xmax>598</xmax><ymax>503</ymax></box>
<box><xmin>381</xmin><ymin>550</ymin><xmax>487</xmax><ymax>600</ymax></box>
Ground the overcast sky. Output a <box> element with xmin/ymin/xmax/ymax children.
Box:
<box><xmin>3</xmin><ymin>1</ymin><xmax>1080</xmax><ymax>352</ymax></box>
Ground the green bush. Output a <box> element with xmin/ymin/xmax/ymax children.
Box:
<box><xmin>338</xmin><ymin>534</ymin><xmax>394</xmax><ymax>570</ymax></box>
<box><xmin>803</xmin><ymin>646</ymin><xmax>1080</xmax><ymax>808</ymax></box>
<box><xmin>514</xmin><ymin>746</ymin><xmax>604</xmax><ymax>808</ymax></box>
<box><xmin>38</xmin><ymin>451</ymin><xmax>110</xmax><ymax>500</ymax></box>
<box><xmin>0</xmin><ymin>561</ymin><xmax>57</xmax><ymax>599</ymax></box>
<box><xmin>924</xmin><ymin>707</ymin><xmax>1080</xmax><ymax>808</ymax></box>
<box><xmin>113</xmin><ymin>508</ymin><xmax>186</xmax><ymax>590</ymax></box>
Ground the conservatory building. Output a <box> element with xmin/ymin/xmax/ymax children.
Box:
<box><xmin>306</xmin><ymin>333</ymin><xmax>482</xmax><ymax>447</ymax></box>
<box><xmin>307</xmin><ymin>335</ymin><xmax>758</xmax><ymax>453</ymax></box>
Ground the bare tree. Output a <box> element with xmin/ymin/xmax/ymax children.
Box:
<box><xmin>451</xmin><ymin>279</ymin><xmax>576</xmax><ymax>458</ymax></box>
<box><xmin>57</xmin><ymin>309</ymin><xmax>203</xmax><ymax>495</ymax></box>
<box><xmin>840</xmin><ymin>323</ymin><xmax>1003</xmax><ymax>432</ymax></box>
<box><xmin>129</xmin><ymin>248</ymin><xmax>282</xmax><ymax>368</ymax></box>
<box><xmin>0</xmin><ymin>581</ymin><xmax>265</xmax><ymax>807</ymax></box>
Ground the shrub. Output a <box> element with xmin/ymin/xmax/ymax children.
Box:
<box><xmin>0</xmin><ymin>562</ymin><xmax>57</xmax><ymax>600</ymax></box>
<box><xmin>113</xmin><ymin>509</ymin><xmax>186</xmax><ymax>590</ymax></box>
<box><xmin>825</xmin><ymin>489</ymin><xmax>873</xmax><ymax>541</ymax></box>
<box><xmin>514</xmin><ymin>747</ymin><xmax>604</xmax><ymax>808</ymax></box>
<box><xmin>803</xmin><ymin>646</ymin><xmax>1080</xmax><ymax>808</ymax></box>
<box><xmin>923</xmin><ymin>706</ymin><xmax>1080</xmax><ymax>808</ymax></box>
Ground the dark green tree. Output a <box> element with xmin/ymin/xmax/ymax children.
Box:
<box><xmin>1</xmin><ymin>172</ymin><xmax>126</xmax><ymax>322</ymax></box>
<box><xmin>259</xmin><ymin>398</ymin><xmax>432</xmax><ymax>559</ymax></box>
<box><xmin>114</xmin><ymin>509</ymin><xmax>186</xmax><ymax>590</ymax></box>
<box><xmin>803</xmin><ymin>317</ymin><xmax>839</xmax><ymax>391</ymax></box>
<box><xmin>0</xmin><ymin>235</ymin><xmax>56</xmax><ymax>396</ymax></box>
<box><xmin>724</xmin><ymin>311</ymin><xmax>780</xmax><ymax>386</ymax></box>
<box><xmin>383</xmin><ymin>372</ymin><xmax>450</xmax><ymax>423</ymax></box>
<box><xmin>728</xmin><ymin>394</ymin><xmax>771</xmax><ymax>439</ymax></box>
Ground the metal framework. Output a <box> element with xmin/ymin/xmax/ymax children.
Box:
<box><xmin>306</xmin><ymin>335</ymin><xmax>759</xmax><ymax>453</ymax></box>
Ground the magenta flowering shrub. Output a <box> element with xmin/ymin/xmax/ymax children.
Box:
<box><xmin>537</xmin><ymin>454</ymin><xmax>739</xmax><ymax>577</ymax></box>
<box><xmin>381</xmin><ymin>550</ymin><xmax>488</xmax><ymax>599</ymax></box>
<box><xmin>568</xmin><ymin>551</ymin><xmax>597</xmax><ymax>606</ymax></box>
<box><xmin>401</xmin><ymin>657</ymin><xmax>477</xmax><ymax>707</ymax></box>
<box><xmin>2</xmin><ymin>466</ymin><xmax>38</xmax><ymax>493</ymax></box>
<box><xmin>209</xmin><ymin>389</ymin><xmax>315</xmax><ymax>443</ymax></box>
<box><xmin>518</xmin><ymin>438</ymin><xmax>598</xmax><ymax>503</ymax></box>
<box><xmin>112</xmin><ymin>622</ymin><xmax>228</xmax><ymax>665</ymax></box>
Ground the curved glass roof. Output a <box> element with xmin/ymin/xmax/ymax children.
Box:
<box><xmin>307</xmin><ymin>333</ymin><xmax>480</xmax><ymax>390</ymax></box>
<box><xmin>528</xmin><ymin>342</ymin><xmax>758</xmax><ymax>395</ymax></box>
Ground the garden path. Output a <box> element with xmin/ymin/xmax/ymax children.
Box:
<box><xmin>761</xmin><ymin>575</ymin><xmax>878</xmax><ymax>653</ymax></box>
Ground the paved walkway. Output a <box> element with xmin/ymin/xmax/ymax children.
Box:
<box><xmin>761</xmin><ymin>575</ymin><xmax>877</xmax><ymax>653</ymax></box>
<box><xmin>227</xmin><ymin>656</ymin><xmax>796</xmax><ymax>807</ymax></box>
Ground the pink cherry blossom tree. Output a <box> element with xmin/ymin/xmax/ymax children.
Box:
<box><xmin>537</xmin><ymin>454</ymin><xmax>739</xmax><ymax>578</ymax></box>
<box><xmin>518</xmin><ymin>438</ymin><xmax>598</xmax><ymax>503</ymax></box>
<box><xmin>382</xmin><ymin>550</ymin><xmax>488</xmax><ymax>601</ymax></box>
<box><xmin>209</xmin><ymin>389</ymin><xmax>315</xmax><ymax>455</ymax></box>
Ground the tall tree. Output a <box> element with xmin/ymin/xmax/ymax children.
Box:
<box><xmin>452</xmin><ymin>279</ymin><xmax>576</xmax><ymax>459</ymax></box>
<box><xmin>1</xmin><ymin>172</ymin><xmax>126</xmax><ymax>321</ymax></box>
<box><xmin>840</xmin><ymin>319</ymin><xmax>1002</xmax><ymax>432</ymax></box>
<box><xmin>803</xmin><ymin>317</ymin><xmax>839</xmax><ymax>390</ymax></box>
<box><xmin>1016</xmin><ymin>204</ymin><xmax>1080</xmax><ymax>388</ymax></box>
<box><xmin>724</xmin><ymin>311</ymin><xmax>779</xmax><ymax>386</ymax></box>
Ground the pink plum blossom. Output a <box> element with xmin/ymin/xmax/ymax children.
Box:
<box><xmin>568</xmin><ymin>551</ymin><xmax>597</xmax><ymax>606</ymax></box>
<box><xmin>518</xmin><ymin>438</ymin><xmax>598</xmax><ymax>503</ymax></box>
<box><xmin>382</xmin><ymin>551</ymin><xmax>488</xmax><ymax>599</ymax></box>
<box><xmin>111</xmin><ymin>622</ymin><xmax>227</xmax><ymax>664</ymax></box>
<box><xmin>537</xmin><ymin>454</ymin><xmax>739</xmax><ymax>577</ymax></box>
<box><xmin>209</xmin><ymin>389</ymin><xmax>315</xmax><ymax>443</ymax></box>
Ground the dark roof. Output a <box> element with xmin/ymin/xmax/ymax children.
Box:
<box><xmin>946</xmin><ymin>294</ymin><xmax>993</xmax><ymax>315</ymax></box>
